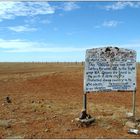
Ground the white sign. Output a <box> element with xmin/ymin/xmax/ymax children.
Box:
<box><xmin>84</xmin><ymin>47</ymin><xmax>136</xmax><ymax>92</ymax></box>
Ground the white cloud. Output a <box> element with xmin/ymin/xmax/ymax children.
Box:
<box><xmin>53</xmin><ymin>27</ymin><xmax>59</xmax><ymax>31</ymax></box>
<box><xmin>66</xmin><ymin>31</ymin><xmax>77</xmax><ymax>36</ymax></box>
<box><xmin>0</xmin><ymin>38</ymin><xmax>140</xmax><ymax>54</ymax></box>
<box><xmin>119</xmin><ymin>44</ymin><xmax>140</xmax><ymax>51</ymax></box>
<box><xmin>0</xmin><ymin>2</ymin><xmax>80</xmax><ymax>22</ymax></box>
<box><xmin>94</xmin><ymin>20</ymin><xmax>122</xmax><ymax>28</ymax></box>
<box><xmin>0</xmin><ymin>39</ymin><xmax>32</xmax><ymax>50</ymax></box>
<box><xmin>0</xmin><ymin>39</ymin><xmax>140</xmax><ymax>62</ymax></box>
<box><xmin>0</xmin><ymin>39</ymin><xmax>85</xmax><ymax>53</ymax></box>
<box><xmin>62</xmin><ymin>2</ymin><xmax>80</xmax><ymax>11</ymax></box>
<box><xmin>94</xmin><ymin>25</ymin><xmax>101</xmax><ymax>29</ymax></box>
<box><xmin>0</xmin><ymin>2</ymin><xmax>55</xmax><ymax>21</ymax></box>
<box><xmin>102</xmin><ymin>20</ymin><xmax>122</xmax><ymax>27</ymax></box>
<box><xmin>24</xmin><ymin>17</ymin><xmax>51</xmax><ymax>26</ymax></box>
<box><xmin>24</xmin><ymin>17</ymin><xmax>40</xmax><ymax>24</ymax></box>
<box><xmin>40</xmin><ymin>19</ymin><xmax>51</xmax><ymax>24</ymax></box>
<box><xmin>105</xmin><ymin>2</ymin><xmax>140</xmax><ymax>10</ymax></box>
<box><xmin>8</xmin><ymin>25</ymin><xmax>37</xmax><ymax>32</ymax></box>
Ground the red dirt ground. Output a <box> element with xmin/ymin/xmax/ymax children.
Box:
<box><xmin>0</xmin><ymin>62</ymin><xmax>140</xmax><ymax>139</ymax></box>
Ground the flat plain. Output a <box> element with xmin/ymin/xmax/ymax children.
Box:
<box><xmin>0</xmin><ymin>62</ymin><xmax>140</xmax><ymax>139</ymax></box>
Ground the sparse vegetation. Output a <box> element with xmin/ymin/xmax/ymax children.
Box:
<box><xmin>0</xmin><ymin>62</ymin><xmax>140</xmax><ymax>138</ymax></box>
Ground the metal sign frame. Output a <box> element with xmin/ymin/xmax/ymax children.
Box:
<box><xmin>82</xmin><ymin>47</ymin><xmax>137</xmax><ymax>119</ymax></box>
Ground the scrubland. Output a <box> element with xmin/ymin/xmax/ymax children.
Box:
<box><xmin>0</xmin><ymin>62</ymin><xmax>140</xmax><ymax>138</ymax></box>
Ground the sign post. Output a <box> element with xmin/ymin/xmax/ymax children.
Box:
<box><xmin>79</xmin><ymin>46</ymin><xmax>136</xmax><ymax>122</ymax></box>
<box><xmin>132</xmin><ymin>89</ymin><xmax>136</xmax><ymax>119</ymax></box>
<box><xmin>83</xmin><ymin>93</ymin><xmax>87</xmax><ymax>112</ymax></box>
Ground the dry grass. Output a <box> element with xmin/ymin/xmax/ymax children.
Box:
<box><xmin>0</xmin><ymin>62</ymin><xmax>140</xmax><ymax>139</ymax></box>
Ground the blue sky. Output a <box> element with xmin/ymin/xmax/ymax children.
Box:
<box><xmin>0</xmin><ymin>1</ymin><xmax>140</xmax><ymax>62</ymax></box>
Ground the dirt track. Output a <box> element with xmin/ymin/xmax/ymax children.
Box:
<box><xmin>0</xmin><ymin>62</ymin><xmax>140</xmax><ymax>138</ymax></box>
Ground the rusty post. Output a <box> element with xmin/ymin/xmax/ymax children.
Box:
<box><xmin>83</xmin><ymin>93</ymin><xmax>87</xmax><ymax>113</ymax></box>
<box><xmin>132</xmin><ymin>90</ymin><xmax>136</xmax><ymax>120</ymax></box>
